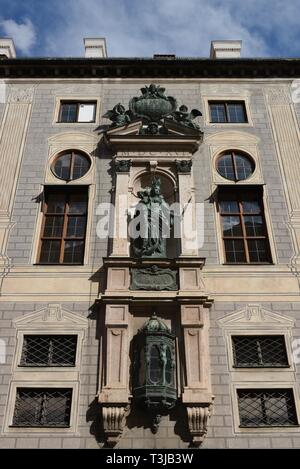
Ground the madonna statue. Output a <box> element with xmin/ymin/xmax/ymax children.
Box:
<box><xmin>130</xmin><ymin>177</ymin><xmax>173</xmax><ymax>258</ymax></box>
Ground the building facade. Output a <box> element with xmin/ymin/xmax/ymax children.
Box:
<box><xmin>0</xmin><ymin>38</ymin><xmax>300</xmax><ymax>449</ymax></box>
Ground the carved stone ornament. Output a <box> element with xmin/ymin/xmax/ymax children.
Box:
<box><xmin>114</xmin><ymin>159</ymin><xmax>131</xmax><ymax>173</ymax></box>
<box><xmin>8</xmin><ymin>86</ymin><xmax>34</xmax><ymax>103</ymax></box>
<box><xmin>103</xmin><ymin>83</ymin><xmax>202</xmax><ymax>135</ymax></box>
<box><xmin>176</xmin><ymin>159</ymin><xmax>192</xmax><ymax>173</ymax></box>
<box><xmin>130</xmin><ymin>265</ymin><xmax>177</xmax><ymax>291</ymax></box>
<box><xmin>186</xmin><ymin>404</ymin><xmax>213</xmax><ymax>447</ymax></box>
<box><xmin>102</xmin><ymin>405</ymin><xmax>130</xmax><ymax>447</ymax></box>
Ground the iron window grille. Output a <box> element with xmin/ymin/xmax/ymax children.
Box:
<box><xmin>237</xmin><ymin>389</ymin><xmax>298</xmax><ymax>427</ymax></box>
<box><xmin>20</xmin><ymin>335</ymin><xmax>77</xmax><ymax>367</ymax></box>
<box><xmin>12</xmin><ymin>388</ymin><xmax>72</xmax><ymax>427</ymax></box>
<box><xmin>232</xmin><ymin>335</ymin><xmax>289</xmax><ymax>368</ymax></box>
<box><xmin>209</xmin><ymin>101</ymin><xmax>248</xmax><ymax>123</ymax></box>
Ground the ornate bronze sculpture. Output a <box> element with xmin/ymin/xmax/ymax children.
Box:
<box><xmin>130</xmin><ymin>177</ymin><xmax>173</xmax><ymax>258</ymax></box>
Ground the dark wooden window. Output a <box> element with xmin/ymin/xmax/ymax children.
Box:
<box><xmin>217</xmin><ymin>151</ymin><xmax>254</xmax><ymax>181</ymax></box>
<box><xmin>209</xmin><ymin>101</ymin><xmax>247</xmax><ymax>123</ymax></box>
<box><xmin>38</xmin><ymin>188</ymin><xmax>88</xmax><ymax>265</ymax></box>
<box><xmin>20</xmin><ymin>335</ymin><xmax>77</xmax><ymax>367</ymax></box>
<box><xmin>237</xmin><ymin>389</ymin><xmax>298</xmax><ymax>427</ymax></box>
<box><xmin>232</xmin><ymin>336</ymin><xmax>289</xmax><ymax>368</ymax></box>
<box><xmin>59</xmin><ymin>101</ymin><xmax>96</xmax><ymax>123</ymax></box>
<box><xmin>12</xmin><ymin>388</ymin><xmax>72</xmax><ymax>427</ymax></box>
<box><xmin>218</xmin><ymin>189</ymin><xmax>271</xmax><ymax>264</ymax></box>
<box><xmin>52</xmin><ymin>151</ymin><xmax>91</xmax><ymax>181</ymax></box>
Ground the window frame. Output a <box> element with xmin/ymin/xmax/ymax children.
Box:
<box><xmin>53</xmin><ymin>96</ymin><xmax>101</xmax><ymax>126</ymax></box>
<box><xmin>216</xmin><ymin>150</ymin><xmax>255</xmax><ymax>182</ymax></box>
<box><xmin>51</xmin><ymin>150</ymin><xmax>91</xmax><ymax>182</ymax></box>
<box><xmin>12</xmin><ymin>387</ymin><xmax>73</xmax><ymax>428</ymax></box>
<box><xmin>209</xmin><ymin>100</ymin><xmax>248</xmax><ymax>124</ymax></box>
<box><xmin>58</xmin><ymin>100</ymin><xmax>97</xmax><ymax>123</ymax></box>
<box><xmin>231</xmin><ymin>334</ymin><xmax>289</xmax><ymax>369</ymax></box>
<box><xmin>217</xmin><ymin>187</ymin><xmax>272</xmax><ymax>264</ymax></box>
<box><xmin>37</xmin><ymin>186</ymin><xmax>88</xmax><ymax>265</ymax></box>
<box><xmin>203</xmin><ymin>96</ymin><xmax>253</xmax><ymax>127</ymax></box>
<box><xmin>231</xmin><ymin>384</ymin><xmax>300</xmax><ymax>433</ymax></box>
<box><xmin>19</xmin><ymin>334</ymin><xmax>78</xmax><ymax>368</ymax></box>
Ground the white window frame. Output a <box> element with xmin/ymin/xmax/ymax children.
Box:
<box><xmin>53</xmin><ymin>96</ymin><xmax>101</xmax><ymax>125</ymax></box>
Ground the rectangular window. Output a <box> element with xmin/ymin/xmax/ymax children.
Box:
<box><xmin>20</xmin><ymin>335</ymin><xmax>77</xmax><ymax>367</ymax></box>
<box><xmin>218</xmin><ymin>188</ymin><xmax>271</xmax><ymax>264</ymax></box>
<box><xmin>59</xmin><ymin>101</ymin><xmax>96</xmax><ymax>123</ymax></box>
<box><xmin>38</xmin><ymin>187</ymin><xmax>88</xmax><ymax>265</ymax></box>
<box><xmin>232</xmin><ymin>335</ymin><xmax>289</xmax><ymax>368</ymax></box>
<box><xmin>237</xmin><ymin>389</ymin><xmax>298</xmax><ymax>427</ymax></box>
<box><xmin>209</xmin><ymin>101</ymin><xmax>247</xmax><ymax>123</ymax></box>
<box><xmin>12</xmin><ymin>388</ymin><xmax>72</xmax><ymax>427</ymax></box>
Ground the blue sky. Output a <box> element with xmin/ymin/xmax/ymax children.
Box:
<box><xmin>0</xmin><ymin>0</ymin><xmax>299</xmax><ymax>58</ymax></box>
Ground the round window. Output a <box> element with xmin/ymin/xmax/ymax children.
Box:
<box><xmin>52</xmin><ymin>151</ymin><xmax>91</xmax><ymax>181</ymax></box>
<box><xmin>217</xmin><ymin>151</ymin><xmax>254</xmax><ymax>181</ymax></box>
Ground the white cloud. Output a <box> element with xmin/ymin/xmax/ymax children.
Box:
<box><xmin>0</xmin><ymin>18</ymin><xmax>36</xmax><ymax>54</ymax></box>
<box><xmin>42</xmin><ymin>0</ymin><xmax>271</xmax><ymax>57</ymax></box>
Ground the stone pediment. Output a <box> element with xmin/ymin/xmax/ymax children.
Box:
<box><xmin>13</xmin><ymin>303</ymin><xmax>88</xmax><ymax>329</ymax></box>
<box><xmin>219</xmin><ymin>304</ymin><xmax>294</xmax><ymax>329</ymax></box>
<box><xmin>104</xmin><ymin>122</ymin><xmax>202</xmax><ymax>155</ymax></box>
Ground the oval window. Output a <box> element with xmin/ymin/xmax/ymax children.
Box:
<box><xmin>217</xmin><ymin>151</ymin><xmax>254</xmax><ymax>181</ymax></box>
<box><xmin>52</xmin><ymin>151</ymin><xmax>91</xmax><ymax>181</ymax></box>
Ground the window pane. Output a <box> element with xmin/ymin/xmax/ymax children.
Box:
<box><xmin>217</xmin><ymin>154</ymin><xmax>235</xmax><ymax>180</ymax></box>
<box><xmin>77</xmin><ymin>103</ymin><xmax>95</xmax><ymax>122</ymax></box>
<box><xmin>43</xmin><ymin>216</ymin><xmax>64</xmax><ymax>237</ymax></box>
<box><xmin>66</xmin><ymin>216</ymin><xmax>86</xmax><ymax>237</ymax></box>
<box><xmin>232</xmin><ymin>336</ymin><xmax>288</xmax><ymax>368</ymax></box>
<box><xmin>53</xmin><ymin>154</ymin><xmax>71</xmax><ymax>180</ymax></box>
<box><xmin>63</xmin><ymin>240</ymin><xmax>84</xmax><ymax>263</ymax></box>
<box><xmin>71</xmin><ymin>153</ymin><xmax>91</xmax><ymax>180</ymax></box>
<box><xmin>222</xmin><ymin>216</ymin><xmax>242</xmax><ymax>237</ymax></box>
<box><xmin>224</xmin><ymin>239</ymin><xmax>246</xmax><ymax>262</ymax></box>
<box><xmin>40</xmin><ymin>240</ymin><xmax>61</xmax><ymax>263</ymax></box>
<box><xmin>165</xmin><ymin>347</ymin><xmax>173</xmax><ymax>385</ymax></box>
<box><xmin>227</xmin><ymin>103</ymin><xmax>247</xmax><ymax>123</ymax></box>
<box><xmin>68</xmin><ymin>193</ymin><xmax>87</xmax><ymax>214</ymax></box>
<box><xmin>13</xmin><ymin>389</ymin><xmax>72</xmax><ymax>427</ymax></box>
<box><xmin>244</xmin><ymin>215</ymin><xmax>264</xmax><ymax>236</ymax></box>
<box><xmin>22</xmin><ymin>336</ymin><xmax>50</xmax><ymax>366</ymax></box>
<box><xmin>234</xmin><ymin>154</ymin><xmax>253</xmax><ymax>180</ymax></box>
<box><xmin>247</xmin><ymin>239</ymin><xmax>269</xmax><ymax>262</ymax></box>
<box><xmin>60</xmin><ymin>103</ymin><xmax>77</xmax><ymax>123</ymax></box>
<box><xmin>149</xmin><ymin>345</ymin><xmax>162</xmax><ymax>384</ymax></box>
<box><xmin>242</xmin><ymin>200</ymin><xmax>261</xmax><ymax>214</ymax></box>
<box><xmin>46</xmin><ymin>195</ymin><xmax>66</xmax><ymax>214</ymax></box>
<box><xmin>219</xmin><ymin>200</ymin><xmax>239</xmax><ymax>214</ymax></box>
<box><xmin>210</xmin><ymin>103</ymin><xmax>226</xmax><ymax>123</ymax></box>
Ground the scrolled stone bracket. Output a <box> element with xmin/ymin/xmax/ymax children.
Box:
<box><xmin>102</xmin><ymin>404</ymin><xmax>130</xmax><ymax>447</ymax></box>
<box><xmin>186</xmin><ymin>403</ymin><xmax>213</xmax><ymax>447</ymax></box>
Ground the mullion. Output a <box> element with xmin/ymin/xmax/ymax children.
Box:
<box><xmin>239</xmin><ymin>199</ymin><xmax>250</xmax><ymax>262</ymax></box>
<box><xmin>224</xmin><ymin>102</ymin><xmax>230</xmax><ymax>123</ymax></box>
<box><xmin>59</xmin><ymin>194</ymin><xmax>70</xmax><ymax>264</ymax></box>
<box><xmin>232</xmin><ymin>152</ymin><xmax>238</xmax><ymax>182</ymax></box>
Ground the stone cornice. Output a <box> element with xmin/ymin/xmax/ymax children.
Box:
<box><xmin>0</xmin><ymin>57</ymin><xmax>300</xmax><ymax>79</ymax></box>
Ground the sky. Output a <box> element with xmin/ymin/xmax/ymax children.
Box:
<box><xmin>0</xmin><ymin>0</ymin><xmax>299</xmax><ymax>58</ymax></box>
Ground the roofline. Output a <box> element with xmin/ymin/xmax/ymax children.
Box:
<box><xmin>0</xmin><ymin>57</ymin><xmax>300</xmax><ymax>79</ymax></box>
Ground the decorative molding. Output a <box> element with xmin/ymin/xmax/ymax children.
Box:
<box><xmin>175</xmin><ymin>159</ymin><xmax>192</xmax><ymax>173</ymax></box>
<box><xmin>7</xmin><ymin>86</ymin><xmax>34</xmax><ymax>103</ymax></box>
<box><xmin>102</xmin><ymin>405</ymin><xmax>130</xmax><ymax>447</ymax></box>
<box><xmin>131</xmin><ymin>266</ymin><xmax>178</xmax><ymax>291</ymax></box>
<box><xmin>205</xmin><ymin>130</ymin><xmax>259</xmax><ymax>145</ymax></box>
<box><xmin>13</xmin><ymin>303</ymin><xmax>89</xmax><ymax>328</ymax></box>
<box><xmin>115</xmin><ymin>159</ymin><xmax>131</xmax><ymax>173</ymax></box>
<box><xmin>186</xmin><ymin>404</ymin><xmax>213</xmax><ymax>447</ymax></box>
<box><xmin>219</xmin><ymin>303</ymin><xmax>294</xmax><ymax>329</ymax></box>
<box><xmin>266</xmin><ymin>87</ymin><xmax>291</xmax><ymax>105</ymax></box>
